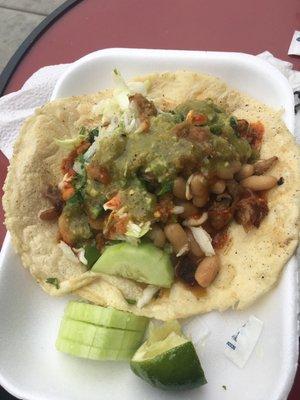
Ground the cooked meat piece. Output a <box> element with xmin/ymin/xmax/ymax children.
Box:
<box><xmin>76</xmin><ymin>142</ymin><xmax>90</xmax><ymax>154</ymax></box>
<box><xmin>39</xmin><ymin>207</ymin><xmax>60</xmax><ymax>221</ymax></box>
<box><xmin>172</xmin><ymin>122</ymin><xmax>210</xmax><ymax>143</ymax></box>
<box><xmin>212</xmin><ymin>229</ymin><xmax>229</xmax><ymax>249</ymax></box>
<box><xmin>58</xmin><ymin>213</ymin><xmax>76</xmax><ymax>245</ymax></box>
<box><xmin>236</xmin><ymin>119</ymin><xmax>249</xmax><ymax>134</ymax></box>
<box><xmin>86</xmin><ymin>163</ymin><xmax>111</xmax><ymax>184</ymax></box>
<box><xmin>208</xmin><ymin>198</ymin><xmax>233</xmax><ymax>231</ymax></box>
<box><xmin>226</xmin><ymin>179</ymin><xmax>242</xmax><ymax>199</ymax></box>
<box><xmin>171</xmin><ymin>121</ymin><xmax>190</xmax><ymax>138</ymax></box>
<box><xmin>206</xmin><ymin>193</ymin><xmax>233</xmax><ymax>231</ymax></box>
<box><xmin>129</xmin><ymin>93</ymin><xmax>157</xmax><ymax>119</ymax></box>
<box><xmin>234</xmin><ymin>190</ymin><xmax>268</xmax><ymax>231</ymax></box>
<box><xmin>43</xmin><ymin>185</ymin><xmax>64</xmax><ymax>211</ymax></box>
<box><xmin>61</xmin><ymin>149</ymin><xmax>77</xmax><ymax>174</ymax></box>
<box><xmin>154</xmin><ymin>197</ymin><xmax>174</xmax><ymax>222</ymax></box>
<box><xmin>61</xmin><ymin>141</ymin><xmax>90</xmax><ymax>174</ymax></box>
<box><xmin>175</xmin><ymin>255</ymin><xmax>198</xmax><ymax>286</ymax></box>
<box><xmin>187</xmin><ymin>126</ymin><xmax>210</xmax><ymax>142</ymax></box>
<box><xmin>88</xmin><ymin>216</ymin><xmax>104</xmax><ymax>230</ymax></box>
<box><xmin>253</xmin><ymin>156</ymin><xmax>278</xmax><ymax>175</ymax></box>
<box><xmin>237</xmin><ymin>120</ymin><xmax>264</xmax><ymax>150</ymax></box>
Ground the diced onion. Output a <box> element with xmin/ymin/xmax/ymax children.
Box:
<box><xmin>116</xmin><ymin>92</ymin><xmax>130</xmax><ymax>110</ymax></box>
<box><xmin>58</xmin><ymin>241</ymin><xmax>79</xmax><ymax>263</ymax></box>
<box><xmin>182</xmin><ymin>212</ymin><xmax>208</xmax><ymax>227</ymax></box>
<box><xmin>83</xmin><ymin>141</ymin><xmax>97</xmax><ymax>161</ymax></box>
<box><xmin>73</xmin><ymin>160</ymin><xmax>85</xmax><ymax>175</ymax></box>
<box><xmin>125</xmin><ymin>221</ymin><xmax>151</xmax><ymax>238</ymax></box>
<box><xmin>185</xmin><ymin>174</ymin><xmax>194</xmax><ymax>200</ymax></box>
<box><xmin>123</xmin><ymin>105</ymin><xmax>139</xmax><ymax>133</ymax></box>
<box><xmin>73</xmin><ymin>247</ymin><xmax>88</xmax><ymax>265</ymax></box>
<box><xmin>171</xmin><ymin>206</ymin><xmax>185</xmax><ymax>215</ymax></box>
<box><xmin>176</xmin><ymin>244</ymin><xmax>189</xmax><ymax>257</ymax></box>
<box><xmin>137</xmin><ymin>285</ymin><xmax>160</xmax><ymax>309</ymax></box>
<box><xmin>127</xmin><ymin>80</ymin><xmax>149</xmax><ymax>95</ymax></box>
<box><xmin>190</xmin><ymin>226</ymin><xmax>215</xmax><ymax>256</ymax></box>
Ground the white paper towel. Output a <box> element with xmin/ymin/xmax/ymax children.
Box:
<box><xmin>0</xmin><ymin>52</ymin><xmax>299</xmax><ymax>159</ymax></box>
<box><xmin>0</xmin><ymin>64</ymin><xmax>69</xmax><ymax>159</ymax></box>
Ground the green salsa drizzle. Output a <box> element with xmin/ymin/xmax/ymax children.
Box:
<box><xmin>60</xmin><ymin>99</ymin><xmax>258</xmax><ymax>247</ymax></box>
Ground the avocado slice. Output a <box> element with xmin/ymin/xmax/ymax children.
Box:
<box><xmin>92</xmin><ymin>243</ymin><xmax>174</xmax><ymax>288</ymax></box>
<box><xmin>65</xmin><ymin>301</ymin><xmax>148</xmax><ymax>331</ymax></box>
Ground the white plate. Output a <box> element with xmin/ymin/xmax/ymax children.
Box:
<box><xmin>0</xmin><ymin>49</ymin><xmax>298</xmax><ymax>400</ymax></box>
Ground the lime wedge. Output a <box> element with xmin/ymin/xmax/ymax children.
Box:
<box><xmin>130</xmin><ymin>326</ymin><xmax>207</xmax><ymax>390</ymax></box>
<box><xmin>147</xmin><ymin>320</ymin><xmax>182</xmax><ymax>342</ymax></box>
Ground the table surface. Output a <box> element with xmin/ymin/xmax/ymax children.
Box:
<box><xmin>0</xmin><ymin>0</ymin><xmax>299</xmax><ymax>398</ymax></box>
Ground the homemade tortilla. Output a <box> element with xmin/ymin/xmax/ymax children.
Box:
<box><xmin>3</xmin><ymin>71</ymin><xmax>299</xmax><ymax>320</ymax></box>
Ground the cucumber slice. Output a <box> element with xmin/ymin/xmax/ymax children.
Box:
<box><xmin>56</xmin><ymin>338</ymin><xmax>136</xmax><ymax>361</ymax></box>
<box><xmin>58</xmin><ymin>318</ymin><xmax>144</xmax><ymax>350</ymax></box>
<box><xmin>65</xmin><ymin>301</ymin><xmax>148</xmax><ymax>332</ymax></box>
<box><xmin>92</xmin><ymin>243</ymin><xmax>174</xmax><ymax>288</ymax></box>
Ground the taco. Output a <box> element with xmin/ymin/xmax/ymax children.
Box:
<box><xmin>3</xmin><ymin>70</ymin><xmax>299</xmax><ymax>320</ymax></box>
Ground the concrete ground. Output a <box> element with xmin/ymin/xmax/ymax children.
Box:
<box><xmin>0</xmin><ymin>0</ymin><xmax>65</xmax><ymax>72</ymax></box>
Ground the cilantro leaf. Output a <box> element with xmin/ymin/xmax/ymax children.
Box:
<box><xmin>84</xmin><ymin>246</ymin><xmax>101</xmax><ymax>269</ymax></box>
<box><xmin>46</xmin><ymin>277</ymin><xmax>60</xmax><ymax>289</ymax></box>
<box><xmin>229</xmin><ymin>116</ymin><xmax>238</xmax><ymax>129</ymax></box>
<box><xmin>157</xmin><ymin>181</ymin><xmax>173</xmax><ymax>196</ymax></box>
<box><xmin>88</xmin><ymin>128</ymin><xmax>99</xmax><ymax>143</ymax></box>
<box><xmin>66</xmin><ymin>192</ymin><xmax>83</xmax><ymax>206</ymax></box>
<box><xmin>125</xmin><ymin>298</ymin><xmax>137</xmax><ymax>305</ymax></box>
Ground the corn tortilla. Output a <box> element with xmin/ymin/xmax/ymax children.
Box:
<box><xmin>3</xmin><ymin>71</ymin><xmax>299</xmax><ymax>320</ymax></box>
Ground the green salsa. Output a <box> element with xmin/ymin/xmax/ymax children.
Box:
<box><xmin>60</xmin><ymin>99</ymin><xmax>257</xmax><ymax>246</ymax></box>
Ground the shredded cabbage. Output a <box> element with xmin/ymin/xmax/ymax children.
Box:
<box><xmin>73</xmin><ymin>247</ymin><xmax>88</xmax><ymax>265</ymax></box>
<box><xmin>73</xmin><ymin>160</ymin><xmax>85</xmax><ymax>175</ymax></box>
<box><xmin>54</xmin><ymin>130</ymin><xmax>87</xmax><ymax>150</ymax></box>
<box><xmin>83</xmin><ymin>141</ymin><xmax>98</xmax><ymax>161</ymax></box>
<box><xmin>125</xmin><ymin>221</ymin><xmax>151</xmax><ymax>238</ymax></box>
<box><xmin>190</xmin><ymin>227</ymin><xmax>215</xmax><ymax>256</ymax></box>
<box><xmin>112</xmin><ymin>68</ymin><xmax>130</xmax><ymax>92</ymax></box>
<box><xmin>128</xmin><ymin>80</ymin><xmax>151</xmax><ymax>96</ymax></box>
<box><xmin>137</xmin><ymin>285</ymin><xmax>160</xmax><ymax>309</ymax></box>
<box><xmin>92</xmin><ymin>69</ymin><xmax>149</xmax><ymax>131</ymax></box>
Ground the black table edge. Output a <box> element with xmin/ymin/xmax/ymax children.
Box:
<box><xmin>0</xmin><ymin>0</ymin><xmax>83</xmax><ymax>96</ymax></box>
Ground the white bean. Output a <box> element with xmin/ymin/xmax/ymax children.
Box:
<box><xmin>235</xmin><ymin>164</ymin><xmax>254</xmax><ymax>181</ymax></box>
<box><xmin>195</xmin><ymin>255</ymin><xmax>219</xmax><ymax>287</ymax></box>
<box><xmin>241</xmin><ymin>175</ymin><xmax>277</xmax><ymax>191</ymax></box>
<box><xmin>210</xmin><ymin>180</ymin><xmax>225</xmax><ymax>194</ymax></box>
<box><xmin>173</xmin><ymin>177</ymin><xmax>187</xmax><ymax>200</ymax></box>
<box><xmin>253</xmin><ymin>156</ymin><xmax>278</xmax><ymax>175</ymax></box>
<box><xmin>190</xmin><ymin>174</ymin><xmax>208</xmax><ymax>197</ymax></box>
<box><xmin>149</xmin><ymin>225</ymin><xmax>166</xmax><ymax>248</ymax></box>
<box><xmin>192</xmin><ymin>195</ymin><xmax>209</xmax><ymax>208</ymax></box>
<box><xmin>164</xmin><ymin>223</ymin><xmax>189</xmax><ymax>255</ymax></box>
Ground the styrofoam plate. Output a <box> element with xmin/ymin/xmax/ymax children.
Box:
<box><xmin>0</xmin><ymin>49</ymin><xmax>298</xmax><ymax>400</ymax></box>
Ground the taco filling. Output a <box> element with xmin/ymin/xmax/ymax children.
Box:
<box><xmin>39</xmin><ymin>71</ymin><xmax>282</xmax><ymax>293</ymax></box>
